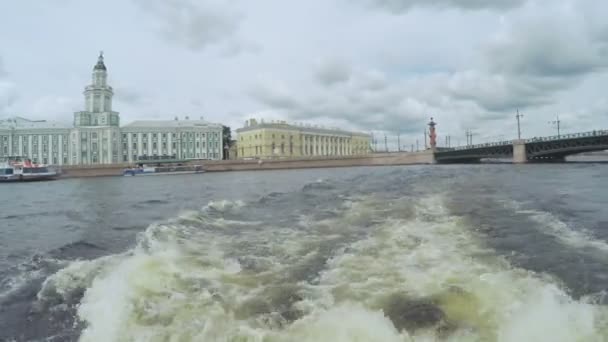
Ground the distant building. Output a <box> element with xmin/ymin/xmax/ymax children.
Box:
<box><xmin>121</xmin><ymin>119</ymin><xmax>223</xmax><ymax>163</ymax></box>
<box><xmin>0</xmin><ymin>117</ymin><xmax>71</xmax><ymax>165</ymax></box>
<box><xmin>227</xmin><ymin>139</ymin><xmax>238</xmax><ymax>160</ymax></box>
<box><xmin>0</xmin><ymin>53</ymin><xmax>223</xmax><ymax>165</ymax></box>
<box><xmin>235</xmin><ymin>119</ymin><xmax>371</xmax><ymax>159</ymax></box>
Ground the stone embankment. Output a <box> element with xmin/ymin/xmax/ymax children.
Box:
<box><xmin>58</xmin><ymin>151</ymin><xmax>435</xmax><ymax>178</ymax></box>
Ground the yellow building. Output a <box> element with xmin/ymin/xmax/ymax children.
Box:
<box><xmin>236</xmin><ymin>119</ymin><xmax>371</xmax><ymax>159</ymax></box>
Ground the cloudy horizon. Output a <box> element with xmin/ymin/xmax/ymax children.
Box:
<box><xmin>1</xmin><ymin>0</ymin><xmax>607</xmax><ymax>149</ymax></box>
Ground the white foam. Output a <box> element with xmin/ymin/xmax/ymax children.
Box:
<box><xmin>37</xmin><ymin>254</ymin><xmax>123</xmax><ymax>303</ymax></box>
<box><xmin>67</xmin><ymin>194</ymin><xmax>608</xmax><ymax>341</ymax></box>
<box><xmin>505</xmin><ymin>199</ymin><xmax>608</xmax><ymax>253</ymax></box>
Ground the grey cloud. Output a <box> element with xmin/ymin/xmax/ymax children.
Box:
<box><xmin>249</xmin><ymin>71</ymin><xmax>428</xmax><ymax>134</ymax></box>
<box><xmin>446</xmin><ymin>72</ymin><xmax>561</xmax><ymax>113</ymax></box>
<box><xmin>248</xmin><ymin>81</ymin><xmax>300</xmax><ymax>110</ymax></box>
<box><xmin>0</xmin><ymin>81</ymin><xmax>18</xmax><ymax>115</ymax></box>
<box><xmin>485</xmin><ymin>20</ymin><xmax>608</xmax><ymax>77</ymax></box>
<box><xmin>446</xmin><ymin>9</ymin><xmax>608</xmax><ymax>115</ymax></box>
<box><xmin>0</xmin><ymin>57</ymin><xmax>7</xmax><ymax>78</ymax></box>
<box><xmin>360</xmin><ymin>0</ymin><xmax>526</xmax><ymax>13</ymax></box>
<box><xmin>315</xmin><ymin>59</ymin><xmax>352</xmax><ymax>86</ymax></box>
<box><xmin>114</xmin><ymin>87</ymin><xmax>143</xmax><ymax>104</ymax></box>
<box><xmin>133</xmin><ymin>0</ymin><xmax>244</xmax><ymax>53</ymax></box>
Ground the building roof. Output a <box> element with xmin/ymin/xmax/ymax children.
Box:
<box><xmin>236</xmin><ymin>119</ymin><xmax>370</xmax><ymax>137</ymax></box>
<box><xmin>122</xmin><ymin>119</ymin><xmax>222</xmax><ymax>129</ymax></box>
<box><xmin>0</xmin><ymin>116</ymin><xmax>71</xmax><ymax>130</ymax></box>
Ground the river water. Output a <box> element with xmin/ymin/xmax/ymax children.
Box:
<box><xmin>1</xmin><ymin>164</ymin><xmax>608</xmax><ymax>341</ymax></box>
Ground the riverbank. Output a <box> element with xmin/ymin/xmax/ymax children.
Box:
<box><xmin>57</xmin><ymin>151</ymin><xmax>436</xmax><ymax>178</ymax></box>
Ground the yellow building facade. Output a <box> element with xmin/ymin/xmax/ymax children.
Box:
<box><xmin>236</xmin><ymin>119</ymin><xmax>371</xmax><ymax>159</ymax></box>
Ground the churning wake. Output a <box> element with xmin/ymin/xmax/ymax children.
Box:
<box><xmin>36</xmin><ymin>177</ymin><xmax>608</xmax><ymax>341</ymax></box>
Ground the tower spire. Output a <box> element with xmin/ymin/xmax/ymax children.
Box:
<box><xmin>94</xmin><ymin>51</ymin><xmax>106</xmax><ymax>71</ymax></box>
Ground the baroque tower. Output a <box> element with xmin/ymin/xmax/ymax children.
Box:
<box><xmin>74</xmin><ymin>52</ymin><xmax>120</xmax><ymax>127</ymax></box>
<box><xmin>71</xmin><ymin>52</ymin><xmax>122</xmax><ymax>165</ymax></box>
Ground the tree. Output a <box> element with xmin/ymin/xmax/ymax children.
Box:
<box><xmin>222</xmin><ymin>126</ymin><xmax>232</xmax><ymax>160</ymax></box>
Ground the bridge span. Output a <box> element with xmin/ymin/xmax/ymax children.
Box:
<box><xmin>434</xmin><ymin>130</ymin><xmax>608</xmax><ymax>163</ymax></box>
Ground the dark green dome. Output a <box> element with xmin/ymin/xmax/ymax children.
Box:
<box><xmin>94</xmin><ymin>51</ymin><xmax>106</xmax><ymax>71</ymax></box>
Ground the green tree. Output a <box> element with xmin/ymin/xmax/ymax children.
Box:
<box><xmin>222</xmin><ymin>126</ymin><xmax>232</xmax><ymax>160</ymax></box>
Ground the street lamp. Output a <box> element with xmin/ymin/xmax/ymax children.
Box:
<box><xmin>549</xmin><ymin>115</ymin><xmax>561</xmax><ymax>138</ymax></box>
<box><xmin>516</xmin><ymin>109</ymin><xmax>524</xmax><ymax>140</ymax></box>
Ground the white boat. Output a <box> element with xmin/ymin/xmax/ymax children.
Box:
<box><xmin>0</xmin><ymin>156</ymin><xmax>59</xmax><ymax>182</ymax></box>
<box><xmin>123</xmin><ymin>163</ymin><xmax>205</xmax><ymax>176</ymax></box>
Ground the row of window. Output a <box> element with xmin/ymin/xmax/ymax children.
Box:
<box><xmin>125</xmin><ymin>141</ymin><xmax>220</xmax><ymax>150</ymax></box>
<box><xmin>122</xmin><ymin>132</ymin><xmax>220</xmax><ymax>140</ymax></box>
<box><xmin>1</xmin><ymin>145</ymin><xmax>69</xmax><ymax>155</ymax></box>
<box><xmin>242</xmin><ymin>134</ymin><xmax>355</xmax><ymax>142</ymax></box>
<box><xmin>1</xmin><ymin>135</ymin><xmax>69</xmax><ymax>142</ymax></box>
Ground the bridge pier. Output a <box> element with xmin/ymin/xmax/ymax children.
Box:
<box><xmin>513</xmin><ymin>140</ymin><xmax>527</xmax><ymax>163</ymax></box>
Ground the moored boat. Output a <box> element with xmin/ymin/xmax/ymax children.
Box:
<box><xmin>123</xmin><ymin>163</ymin><xmax>205</xmax><ymax>176</ymax></box>
<box><xmin>0</xmin><ymin>156</ymin><xmax>59</xmax><ymax>182</ymax></box>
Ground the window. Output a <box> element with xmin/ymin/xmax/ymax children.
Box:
<box><xmin>143</xmin><ymin>143</ymin><xmax>147</xmax><ymax>150</ymax></box>
<box><xmin>196</xmin><ymin>142</ymin><xmax>199</xmax><ymax>148</ymax></box>
<box><xmin>92</xmin><ymin>133</ymin><xmax>97</xmax><ymax>139</ymax></box>
<box><xmin>133</xmin><ymin>133</ymin><xmax>137</xmax><ymax>138</ymax></box>
<box><xmin>63</xmin><ymin>156</ymin><xmax>67</xmax><ymax>164</ymax></box>
<box><xmin>143</xmin><ymin>134</ymin><xmax>147</xmax><ymax>139</ymax></box>
<box><xmin>162</xmin><ymin>142</ymin><xmax>167</xmax><ymax>149</ymax></box>
<box><xmin>153</xmin><ymin>142</ymin><xmax>157</xmax><ymax>149</ymax></box>
<box><xmin>162</xmin><ymin>133</ymin><xmax>166</xmax><ymax>139</ymax></box>
<box><xmin>123</xmin><ymin>134</ymin><xmax>127</xmax><ymax>140</ymax></box>
<box><xmin>172</xmin><ymin>142</ymin><xmax>176</xmax><ymax>149</ymax></box>
<box><xmin>92</xmin><ymin>143</ymin><xmax>98</xmax><ymax>150</ymax></box>
<box><xmin>123</xmin><ymin>143</ymin><xmax>127</xmax><ymax>150</ymax></box>
<box><xmin>132</xmin><ymin>143</ymin><xmax>137</xmax><ymax>149</ymax></box>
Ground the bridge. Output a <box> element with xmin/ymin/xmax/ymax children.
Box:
<box><xmin>434</xmin><ymin>130</ymin><xmax>608</xmax><ymax>163</ymax></box>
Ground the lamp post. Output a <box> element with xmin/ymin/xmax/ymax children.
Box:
<box><xmin>397</xmin><ymin>134</ymin><xmax>401</xmax><ymax>152</ymax></box>
<box><xmin>516</xmin><ymin>109</ymin><xmax>524</xmax><ymax>140</ymax></box>
<box><xmin>549</xmin><ymin>115</ymin><xmax>561</xmax><ymax>138</ymax></box>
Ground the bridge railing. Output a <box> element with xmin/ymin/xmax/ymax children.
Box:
<box><xmin>525</xmin><ymin>130</ymin><xmax>608</xmax><ymax>143</ymax></box>
<box><xmin>442</xmin><ymin>140</ymin><xmax>512</xmax><ymax>152</ymax></box>
<box><xmin>440</xmin><ymin>129</ymin><xmax>608</xmax><ymax>153</ymax></box>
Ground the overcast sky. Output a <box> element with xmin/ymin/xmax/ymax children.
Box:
<box><xmin>1</xmin><ymin>0</ymin><xmax>607</xmax><ymax>148</ymax></box>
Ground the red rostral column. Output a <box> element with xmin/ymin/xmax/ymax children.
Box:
<box><xmin>428</xmin><ymin>117</ymin><xmax>437</xmax><ymax>149</ymax></box>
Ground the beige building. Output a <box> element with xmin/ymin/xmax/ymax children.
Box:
<box><xmin>236</xmin><ymin>119</ymin><xmax>371</xmax><ymax>159</ymax></box>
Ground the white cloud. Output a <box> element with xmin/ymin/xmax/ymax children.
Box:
<box><xmin>2</xmin><ymin>0</ymin><xmax>608</xmax><ymax>148</ymax></box>
<box><xmin>358</xmin><ymin>0</ymin><xmax>527</xmax><ymax>12</ymax></box>
<box><xmin>132</xmin><ymin>0</ymin><xmax>252</xmax><ymax>55</ymax></box>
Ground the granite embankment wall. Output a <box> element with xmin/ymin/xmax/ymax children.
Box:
<box><xmin>58</xmin><ymin>151</ymin><xmax>435</xmax><ymax>178</ymax></box>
